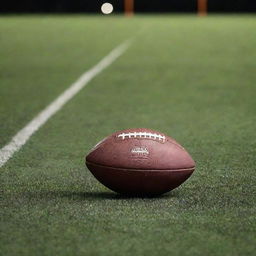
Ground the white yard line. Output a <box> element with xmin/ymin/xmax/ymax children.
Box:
<box><xmin>0</xmin><ymin>39</ymin><xmax>132</xmax><ymax>168</ymax></box>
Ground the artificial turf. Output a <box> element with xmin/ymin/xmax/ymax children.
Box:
<box><xmin>0</xmin><ymin>15</ymin><xmax>256</xmax><ymax>255</ymax></box>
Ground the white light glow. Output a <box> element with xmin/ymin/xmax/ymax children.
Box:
<box><xmin>101</xmin><ymin>3</ymin><xmax>114</xmax><ymax>15</ymax></box>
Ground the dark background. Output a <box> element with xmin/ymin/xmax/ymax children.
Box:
<box><xmin>1</xmin><ymin>0</ymin><xmax>256</xmax><ymax>13</ymax></box>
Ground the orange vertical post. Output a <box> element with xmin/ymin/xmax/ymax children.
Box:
<box><xmin>198</xmin><ymin>0</ymin><xmax>207</xmax><ymax>16</ymax></box>
<box><xmin>124</xmin><ymin>0</ymin><xmax>134</xmax><ymax>16</ymax></box>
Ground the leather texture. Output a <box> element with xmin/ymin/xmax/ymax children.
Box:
<box><xmin>86</xmin><ymin>128</ymin><xmax>195</xmax><ymax>170</ymax></box>
<box><xmin>86</xmin><ymin>162</ymin><xmax>194</xmax><ymax>195</ymax></box>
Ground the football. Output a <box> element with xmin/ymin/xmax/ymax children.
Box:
<box><xmin>85</xmin><ymin>128</ymin><xmax>195</xmax><ymax>196</ymax></box>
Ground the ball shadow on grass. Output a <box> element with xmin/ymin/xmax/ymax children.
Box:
<box><xmin>18</xmin><ymin>189</ymin><xmax>179</xmax><ymax>201</ymax></box>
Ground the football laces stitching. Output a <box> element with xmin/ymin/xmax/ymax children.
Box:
<box><xmin>117</xmin><ymin>132</ymin><xmax>166</xmax><ymax>143</ymax></box>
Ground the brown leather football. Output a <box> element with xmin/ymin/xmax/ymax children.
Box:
<box><xmin>85</xmin><ymin>128</ymin><xmax>195</xmax><ymax>196</ymax></box>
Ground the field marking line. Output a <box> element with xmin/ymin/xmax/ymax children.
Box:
<box><xmin>0</xmin><ymin>39</ymin><xmax>132</xmax><ymax>168</ymax></box>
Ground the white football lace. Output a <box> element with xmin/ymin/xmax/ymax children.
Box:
<box><xmin>117</xmin><ymin>132</ymin><xmax>165</xmax><ymax>142</ymax></box>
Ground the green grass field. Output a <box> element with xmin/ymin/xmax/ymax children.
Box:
<box><xmin>0</xmin><ymin>15</ymin><xmax>256</xmax><ymax>255</ymax></box>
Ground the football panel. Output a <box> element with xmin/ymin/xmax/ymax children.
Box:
<box><xmin>86</xmin><ymin>137</ymin><xmax>195</xmax><ymax>170</ymax></box>
<box><xmin>86</xmin><ymin>162</ymin><xmax>194</xmax><ymax>196</ymax></box>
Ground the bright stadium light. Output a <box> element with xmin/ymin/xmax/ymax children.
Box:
<box><xmin>101</xmin><ymin>3</ymin><xmax>114</xmax><ymax>15</ymax></box>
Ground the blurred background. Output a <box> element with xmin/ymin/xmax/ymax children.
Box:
<box><xmin>1</xmin><ymin>0</ymin><xmax>256</xmax><ymax>14</ymax></box>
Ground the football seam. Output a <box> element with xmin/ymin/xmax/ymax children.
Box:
<box><xmin>86</xmin><ymin>161</ymin><xmax>195</xmax><ymax>172</ymax></box>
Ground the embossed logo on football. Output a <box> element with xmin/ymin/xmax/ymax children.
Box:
<box><xmin>130</xmin><ymin>146</ymin><xmax>149</xmax><ymax>160</ymax></box>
